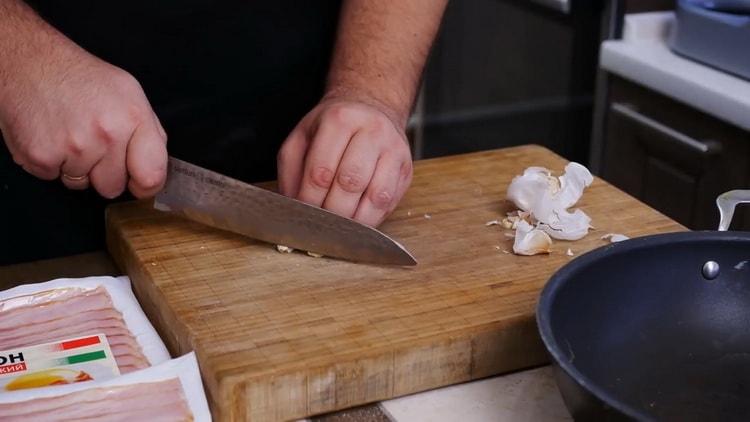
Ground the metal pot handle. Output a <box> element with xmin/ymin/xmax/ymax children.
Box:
<box><xmin>717</xmin><ymin>190</ymin><xmax>750</xmax><ymax>231</ymax></box>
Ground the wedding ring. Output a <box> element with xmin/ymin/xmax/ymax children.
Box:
<box><xmin>62</xmin><ymin>173</ymin><xmax>89</xmax><ymax>182</ymax></box>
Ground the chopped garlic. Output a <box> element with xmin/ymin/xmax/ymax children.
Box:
<box><xmin>566</xmin><ymin>248</ymin><xmax>574</xmax><ymax>256</ymax></box>
<box><xmin>424</xmin><ymin>213</ymin><xmax>432</xmax><ymax>220</ymax></box>
<box><xmin>486</xmin><ymin>220</ymin><xmax>501</xmax><ymax>226</ymax></box>
<box><xmin>512</xmin><ymin>220</ymin><xmax>552</xmax><ymax>256</ymax></box>
<box><xmin>601</xmin><ymin>233</ymin><xmax>629</xmax><ymax>243</ymax></box>
<box><xmin>507</xmin><ymin>163</ymin><xmax>593</xmax><ymax>240</ymax></box>
<box><xmin>276</xmin><ymin>245</ymin><xmax>294</xmax><ymax>253</ymax></box>
<box><xmin>501</xmin><ymin>216</ymin><xmax>518</xmax><ymax>229</ymax></box>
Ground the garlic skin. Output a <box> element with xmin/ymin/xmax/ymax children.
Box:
<box><xmin>512</xmin><ymin>220</ymin><xmax>552</xmax><ymax>256</ymax></box>
<box><xmin>602</xmin><ymin>233</ymin><xmax>629</xmax><ymax>243</ymax></box>
<box><xmin>276</xmin><ymin>245</ymin><xmax>295</xmax><ymax>253</ymax></box>
<box><xmin>507</xmin><ymin>162</ymin><xmax>593</xmax><ymax>241</ymax></box>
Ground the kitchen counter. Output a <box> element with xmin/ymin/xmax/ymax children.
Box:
<box><xmin>1</xmin><ymin>252</ymin><xmax>571</xmax><ymax>421</ymax></box>
<box><xmin>599</xmin><ymin>12</ymin><xmax>750</xmax><ymax>132</ymax></box>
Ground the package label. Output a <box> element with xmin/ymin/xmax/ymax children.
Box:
<box><xmin>0</xmin><ymin>334</ymin><xmax>120</xmax><ymax>391</ymax></box>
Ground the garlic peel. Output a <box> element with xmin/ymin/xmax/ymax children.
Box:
<box><xmin>507</xmin><ymin>162</ymin><xmax>593</xmax><ymax>241</ymax></box>
<box><xmin>602</xmin><ymin>233</ymin><xmax>629</xmax><ymax>243</ymax></box>
<box><xmin>276</xmin><ymin>245</ymin><xmax>294</xmax><ymax>253</ymax></box>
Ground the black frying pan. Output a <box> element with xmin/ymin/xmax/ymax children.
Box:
<box><xmin>537</xmin><ymin>191</ymin><xmax>750</xmax><ymax>421</ymax></box>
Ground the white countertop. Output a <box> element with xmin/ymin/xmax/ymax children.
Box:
<box><xmin>600</xmin><ymin>12</ymin><xmax>750</xmax><ymax>131</ymax></box>
<box><xmin>380</xmin><ymin>366</ymin><xmax>571</xmax><ymax>422</ymax></box>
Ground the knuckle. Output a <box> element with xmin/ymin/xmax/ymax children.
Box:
<box><xmin>336</xmin><ymin>166</ymin><xmax>367</xmax><ymax>193</ymax></box>
<box><xmin>368</xmin><ymin>114</ymin><xmax>391</xmax><ymax>134</ymax></box>
<box><xmin>137</xmin><ymin>172</ymin><xmax>163</xmax><ymax>191</ymax></box>
<box><xmin>25</xmin><ymin>147</ymin><xmax>55</xmax><ymax>169</ymax></box>
<box><xmin>308</xmin><ymin>166</ymin><xmax>335</xmax><ymax>189</ymax></box>
<box><xmin>11</xmin><ymin>151</ymin><xmax>24</xmax><ymax>166</ymax></box>
<box><xmin>400</xmin><ymin>160</ymin><xmax>413</xmax><ymax>179</ymax></box>
<box><xmin>277</xmin><ymin>144</ymin><xmax>292</xmax><ymax>165</ymax></box>
<box><xmin>369</xmin><ymin>188</ymin><xmax>394</xmax><ymax>210</ymax></box>
<box><xmin>93</xmin><ymin>117</ymin><xmax>128</xmax><ymax>147</ymax></box>
<box><xmin>66</xmin><ymin>137</ymin><xmax>86</xmax><ymax>157</ymax></box>
<box><xmin>124</xmin><ymin>104</ymin><xmax>148</xmax><ymax>127</ymax></box>
<box><xmin>326</xmin><ymin>104</ymin><xmax>356</xmax><ymax>125</ymax></box>
<box><xmin>112</xmin><ymin>69</ymin><xmax>142</xmax><ymax>91</ymax></box>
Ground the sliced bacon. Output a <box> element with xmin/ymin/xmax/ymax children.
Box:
<box><xmin>114</xmin><ymin>353</ymin><xmax>149</xmax><ymax>371</ymax></box>
<box><xmin>0</xmin><ymin>313</ymin><xmax>125</xmax><ymax>345</ymax></box>
<box><xmin>1</xmin><ymin>326</ymin><xmax>132</xmax><ymax>350</ymax></box>
<box><xmin>1</xmin><ymin>320</ymin><xmax>150</xmax><ymax>372</ymax></box>
<box><xmin>0</xmin><ymin>286</ymin><xmax>154</xmax><ymax>373</ymax></box>
<box><xmin>0</xmin><ymin>379</ymin><xmax>191</xmax><ymax>421</ymax></box>
<box><xmin>0</xmin><ymin>287</ymin><xmax>90</xmax><ymax>313</ymax></box>
<box><xmin>73</xmin><ymin>404</ymin><xmax>194</xmax><ymax>422</ymax></box>
<box><xmin>0</xmin><ymin>289</ymin><xmax>113</xmax><ymax>330</ymax></box>
<box><xmin>0</xmin><ymin>308</ymin><xmax>125</xmax><ymax>341</ymax></box>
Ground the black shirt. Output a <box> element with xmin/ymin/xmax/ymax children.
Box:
<box><xmin>0</xmin><ymin>1</ymin><xmax>341</xmax><ymax>264</ymax></box>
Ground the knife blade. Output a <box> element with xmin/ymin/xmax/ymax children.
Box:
<box><xmin>154</xmin><ymin>157</ymin><xmax>417</xmax><ymax>266</ymax></box>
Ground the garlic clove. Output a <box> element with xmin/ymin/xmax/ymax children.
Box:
<box><xmin>512</xmin><ymin>220</ymin><xmax>553</xmax><ymax>256</ymax></box>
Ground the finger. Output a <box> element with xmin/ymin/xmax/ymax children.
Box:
<box><xmin>152</xmin><ymin>112</ymin><xmax>167</xmax><ymax>141</ymax></box>
<box><xmin>392</xmin><ymin>159</ymin><xmax>413</xmax><ymax>213</ymax></box>
<box><xmin>90</xmin><ymin>138</ymin><xmax>129</xmax><ymax>199</ymax></box>
<box><xmin>352</xmin><ymin>155</ymin><xmax>404</xmax><ymax>226</ymax></box>
<box><xmin>126</xmin><ymin>121</ymin><xmax>168</xmax><ymax>199</ymax></box>
<box><xmin>296</xmin><ymin>120</ymin><xmax>353</xmax><ymax>208</ymax></box>
<box><xmin>17</xmin><ymin>144</ymin><xmax>65</xmax><ymax>181</ymax></box>
<box><xmin>321</xmin><ymin>131</ymin><xmax>379</xmax><ymax>218</ymax></box>
<box><xmin>277</xmin><ymin>129</ymin><xmax>309</xmax><ymax>197</ymax></box>
<box><xmin>60</xmin><ymin>140</ymin><xmax>106</xmax><ymax>190</ymax></box>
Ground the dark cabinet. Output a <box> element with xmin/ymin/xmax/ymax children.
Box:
<box><xmin>601</xmin><ymin>77</ymin><xmax>750</xmax><ymax>230</ymax></box>
<box><xmin>415</xmin><ymin>0</ymin><xmax>603</xmax><ymax>163</ymax></box>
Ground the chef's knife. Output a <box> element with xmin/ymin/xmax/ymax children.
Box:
<box><xmin>154</xmin><ymin>157</ymin><xmax>417</xmax><ymax>266</ymax></box>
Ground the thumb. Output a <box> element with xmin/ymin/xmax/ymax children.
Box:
<box><xmin>126</xmin><ymin>121</ymin><xmax>168</xmax><ymax>199</ymax></box>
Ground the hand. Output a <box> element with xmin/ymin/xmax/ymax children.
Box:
<box><xmin>277</xmin><ymin>98</ymin><xmax>413</xmax><ymax>227</ymax></box>
<box><xmin>0</xmin><ymin>45</ymin><xmax>167</xmax><ymax>199</ymax></box>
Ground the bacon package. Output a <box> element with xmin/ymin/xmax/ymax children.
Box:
<box><xmin>0</xmin><ymin>276</ymin><xmax>169</xmax><ymax>375</ymax></box>
<box><xmin>0</xmin><ymin>352</ymin><xmax>211</xmax><ymax>421</ymax></box>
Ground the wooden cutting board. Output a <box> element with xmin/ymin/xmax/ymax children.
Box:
<box><xmin>106</xmin><ymin>145</ymin><xmax>684</xmax><ymax>421</ymax></box>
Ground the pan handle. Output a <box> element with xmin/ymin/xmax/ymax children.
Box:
<box><xmin>717</xmin><ymin>190</ymin><xmax>750</xmax><ymax>231</ymax></box>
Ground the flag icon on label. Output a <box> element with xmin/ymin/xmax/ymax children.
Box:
<box><xmin>0</xmin><ymin>334</ymin><xmax>120</xmax><ymax>391</ymax></box>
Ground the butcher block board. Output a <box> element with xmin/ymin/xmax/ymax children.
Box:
<box><xmin>106</xmin><ymin>145</ymin><xmax>684</xmax><ymax>421</ymax></box>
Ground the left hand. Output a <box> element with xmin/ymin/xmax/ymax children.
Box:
<box><xmin>277</xmin><ymin>97</ymin><xmax>413</xmax><ymax>227</ymax></box>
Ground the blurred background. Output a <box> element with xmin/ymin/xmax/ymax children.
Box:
<box><xmin>4</xmin><ymin>0</ymin><xmax>750</xmax><ymax>265</ymax></box>
<box><xmin>410</xmin><ymin>0</ymin><xmax>750</xmax><ymax>231</ymax></box>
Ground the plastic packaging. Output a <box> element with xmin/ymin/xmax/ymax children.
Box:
<box><xmin>0</xmin><ymin>352</ymin><xmax>211</xmax><ymax>421</ymax></box>
<box><xmin>0</xmin><ymin>276</ymin><xmax>170</xmax><ymax>366</ymax></box>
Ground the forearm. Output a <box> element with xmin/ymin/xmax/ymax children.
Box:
<box><xmin>325</xmin><ymin>0</ymin><xmax>448</xmax><ymax>129</ymax></box>
<box><xmin>0</xmin><ymin>0</ymin><xmax>79</xmax><ymax>104</ymax></box>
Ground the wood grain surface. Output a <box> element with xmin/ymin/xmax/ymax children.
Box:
<box><xmin>106</xmin><ymin>145</ymin><xmax>684</xmax><ymax>421</ymax></box>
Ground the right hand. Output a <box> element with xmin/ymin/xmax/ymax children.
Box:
<box><xmin>0</xmin><ymin>46</ymin><xmax>167</xmax><ymax>198</ymax></box>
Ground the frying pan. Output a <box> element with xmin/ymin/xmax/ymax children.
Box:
<box><xmin>537</xmin><ymin>190</ymin><xmax>750</xmax><ymax>421</ymax></box>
